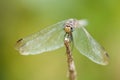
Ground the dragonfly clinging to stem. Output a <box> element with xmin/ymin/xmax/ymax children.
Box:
<box><xmin>15</xmin><ymin>18</ymin><xmax>109</xmax><ymax>65</ymax></box>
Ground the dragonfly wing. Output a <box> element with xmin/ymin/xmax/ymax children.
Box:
<box><xmin>15</xmin><ymin>20</ymin><xmax>67</xmax><ymax>55</ymax></box>
<box><xmin>73</xmin><ymin>26</ymin><xmax>109</xmax><ymax>65</ymax></box>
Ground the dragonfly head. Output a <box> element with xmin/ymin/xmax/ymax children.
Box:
<box><xmin>64</xmin><ymin>19</ymin><xmax>77</xmax><ymax>33</ymax></box>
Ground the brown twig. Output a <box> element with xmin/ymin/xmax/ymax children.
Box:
<box><xmin>64</xmin><ymin>38</ymin><xmax>77</xmax><ymax>80</ymax></box>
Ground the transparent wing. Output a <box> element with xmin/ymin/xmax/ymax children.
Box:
<box><xmin>73</xmin><ymin>26</ymin><xmax>109</xmax><ymax>65</ymax></box>
<box><xmin>15</xmin><ymin>20</ymin><xmax>67</xmax><ymax>55</ymax></box>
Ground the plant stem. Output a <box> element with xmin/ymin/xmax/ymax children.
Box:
<box><xmin>64</xmin><ymin>39</ymin><xmax>77</xmax><ymax>80</ymax></box>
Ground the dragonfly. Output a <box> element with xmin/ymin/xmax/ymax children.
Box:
<box><xmin>15</xmin><ymin>19</ymin><xmax>109</xmax><ymax>65</ymax></box>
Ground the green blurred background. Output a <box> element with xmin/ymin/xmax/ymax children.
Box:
<box><xmin>0</xmin><ymin>0</ymin><xmax>120</xmax><ymax>80</ymax></box>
